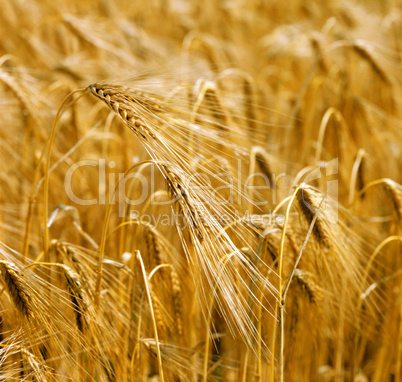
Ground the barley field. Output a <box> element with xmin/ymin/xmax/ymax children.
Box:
<box><xmin>0</xmin><ymin>0</ymin><xmax>401</xmax><ymax>381</ymax></box>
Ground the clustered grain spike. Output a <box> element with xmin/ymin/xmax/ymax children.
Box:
<box><xmin>145</xmin><ymin>225</ymin><xmax>184</xmax><ymax>337</ymax></box>
<box><xmin>255</xmin><ymin>147</ymin><xmax>274</xmax><ymax>187</ymax></box>
<box><xmin>296</xmin><ymin>186</ymin><xmax>332</xmax><ymax>249</ymax></box>
<box><xmin>61</xmin><ymin>264</ymin><xmax>90</xmax><ymax>333</ymax></box>
<box><xmin>162</xmin><ymin>164</ymin><xmax>206</xmax><ymax>241</ymax></box>
<box><xmin>384</xmin><ymin>179</ymin><xmax>402</xmax><ymax>222</ymax></box>
<box><xmin>291</xmin><ymin>269</ymin><xmax>320</xmax><ymax>304</ymax></box>
<box><xmin>149</xmin><ymin>285</ymin><xmax>166</xmax><ymax>338</ymax></box>
<box><xmin>89</xmin><ymin>83</ymin><xmax>157</xmax><ymax>140</ymax></box>
<box><xmin>145</xmin><ymin>226</ymin><xmax>164</xmax><ymax>269</ymax></box>
<box><xmin>170</xmin><ymin>267</ymin><xmax>184</xmax><ymax>337</ymax></box>
<box><xmin>20</xmin><ymin>348</ymin><xmax>48</xmax><ymax>382</ymax></box>
<box><xmin>0</xmin><ymin>261</ymin><xmax>35</xmax><ymax>319</ymax></box>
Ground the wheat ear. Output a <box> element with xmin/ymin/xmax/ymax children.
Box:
<box><xmin>290</xmin><ymin>269</ymin><xmax>320</xmax><ymax>303</ymax></box>
<box><xmin>384</xmin><ymin>179</ymin><xmax>402</xmax><ymax>222</ymax></box>
<box><xmin>146</xmin><ymin>226</ymin><xmax>183</xmax><ymax>337</ymax></box>
<box><xmin>352</xmin><ymin>41</ymin><xmax>389</xmax><ymax>83</ymax></box>
<box><xmin>0</xmin><ymin>261</ymin><xmax>35</xmax><ymax>319</ymax></box>
<box><xmin>295</xmin><ymin>185</ymin><xmax>332</xmax><ymax>248</ymax></box>
<box><xmin>20</xmin><ymin>348</ymin><xmax>48</xmax><ymax>382</ymax></box>
<box><xmin>89</xmin><ymin>83</ymin><xmax>158</xmax><ymax>140</ymax></box>
<box><xmin>162</xmin><ymin>163</ymin><xmax>207</xmax><ymax>241</ymax></box>
<box><xmin>351</xmin><ymin>178</ymin><xmax>402</xmax><ymax>223</ymax></box>
<box><xmin>349</xmin><ymin>148</ymin><xmax>366</xmax><ymax>205</ymax></box>
<box><xmin>61</xmin><ymin>264</ymin><xmax>91</xmax><ymax>333</ymax></box>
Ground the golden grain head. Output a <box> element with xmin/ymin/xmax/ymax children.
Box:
<box><xmin>295</xmin><ymin>186</ymin><xmax>332</xmax><ymax>249</ymax></box>
<box><xmin>0</xmin><ymin>261</ymin><xmax>35</xmax><ymax>319</ymax></box>
<box><xmin>61</xmin><ymin>264</ymin><xmax>90</xmax><ymax>332</ymax></box>
<box><xmin>89</xmin><ymin>83</ymin><xmax>157</xmax><ymax>140</ymax></box>
<box><xmin>384</xmin><ymin>179</ymin><xmax>402</xmax><ymax>221</ymax></box>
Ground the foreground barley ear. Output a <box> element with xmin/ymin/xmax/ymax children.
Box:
<box><xmin>60</xmin><ymin>264</ymin><xmax>93</xmax><ymax>333</ymax></box>
<box><xmin>0</xmin><ymin>260</ymin><xmax>35</xmax><ymax>319</ymax></box>
<box><xmin>295</xmin><ymin>185</ymin><xmax>333</xmax><ymax>249</ymax></box>
<box><xmin>88</xmin><ymin>83</ymin><xmax>159</xmax><ymax>141</ymax></box>
<box><xmin>161</xmin><ymin>163</ymin><xmax>208</xmax><ymax>241</ymax></box>
<box><xmin>88</xmin><ymin>76</ymin><xmax>274</xmax><ymax>345</ymax></box>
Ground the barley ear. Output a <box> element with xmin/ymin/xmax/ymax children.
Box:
<box><xmin>20</xmin><ymin>348</ymin><xmax>48</xmax><ymax>382</ymax></box>
<box><xmin>290</xmin><ymin>269</ymin><xmax>321</xmax><ymax>303</ymax></box>
<box><xmin>0</xmin><ymin>261</ymin><xmax>35</xmax><ymax>319</ymax></box>
<box><xmin>384</xmin><ymin>179</ymin><xmax>402</xmax><ymax>223</ymax></box>
<box><xmin>61</xmin><ymin>264</ymin><xmax>91</xmax><ymax>333</ymax></box>
<box><xmin>295</xmin><ymin>186</ymin><xmax>332</xmax><ymax>248</ymax></box>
